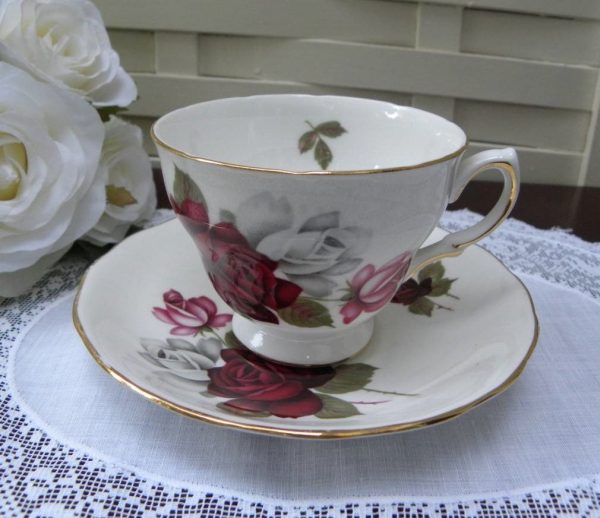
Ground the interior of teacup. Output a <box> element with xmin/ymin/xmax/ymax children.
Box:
<box><xmin>152</xmin><ymin>95</ymin><xmax>467</xmax><ymax>172</ymax></box>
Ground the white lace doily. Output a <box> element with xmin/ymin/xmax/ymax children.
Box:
<box><xmin>1</xmin><ymin>209</ymin><xmax>599</xmax><ymax>517</ymax></box>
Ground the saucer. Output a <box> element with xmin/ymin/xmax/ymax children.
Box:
<box><xmin>73</xmin><ymin>219</ymin><xmax>538</xmax><ymax>439</ymax></box>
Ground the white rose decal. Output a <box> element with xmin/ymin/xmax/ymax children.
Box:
<box><xmin>83</xmin><ymin>117</ymin><xmax>156</xmax><ymax>246</ymax></box>
<box><xmin>257</xmin><ymin>212</ymin><xmax>372</xmax><ymax>297</ymax></box>
<box><xmin>0</xmin><ymin>0</ymin><xmax>136</xmax><ymax>107</ymax></box>
<box><xmin>0</xmin><ymin>62</ymin><xmax>105</xmax><ymax>297</ymax></box>
<box><xmin>140</xmin><ymin>337</ymin><xmax>223</xmax><ymax>389</ymax></box>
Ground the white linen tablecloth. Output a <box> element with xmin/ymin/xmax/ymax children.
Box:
<box><xmin>1</xmin><ymin>209</ymin><xmax>599</xmax><ymax>518</ymax></box>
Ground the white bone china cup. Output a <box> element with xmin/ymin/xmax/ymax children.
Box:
<box><xmin>152</xmin><ymin>95</ymin><xmax>519</xmax><ymax>366</ymax></box>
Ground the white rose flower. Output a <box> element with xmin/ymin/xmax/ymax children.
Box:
<box><xmin>83</xmin><ymin>117</ymin><xmax>156</xmax><ymax>246</ymax></box>
<box><xmin>0</xmin><ymin>62</ymin><xmax>105</xmax><ymax>297</ymax></box>
<box><xmin>0</xmin><ymin>0</ymin><xmax>136</xmax><ymax>107</ymax></box>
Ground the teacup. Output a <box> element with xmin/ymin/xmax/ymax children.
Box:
<box><xmin>152</xmin><ymin>95</ymin><xmax>519</xmax><ymax>366</ymax></box>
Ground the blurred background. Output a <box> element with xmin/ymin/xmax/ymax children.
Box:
<box><xmin>94</xmin><ymin>0</ymin><xmax>600</xmax><ymax>238</ymax></box>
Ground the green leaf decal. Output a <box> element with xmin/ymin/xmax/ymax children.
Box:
<box><xmin>278</xmin><ymin>297</ymin><xmax>334</xmax><ymax>328</ymax></box>
<box><xmin>219</xmin><ymin>209</ymin><xmax>236</xmax><ymax>224</ymax></box>
<box><xmin>409</xmin><ymin>296</ymin><xmax>435</xmax><ymax>317</ymax></box>
<box><xmin>217</xmin><ymin>402</ymin><xmax>270</xmax><ymax>418</ymax></box>
<box><xmin>300</xmin><ymin>120</ymin><xmax>346</xmax><ymax>169</ymax></box>
<box><xmin>418</xmin><ymin>261</ymin><xmax>445</xmax><ymax>283</ymax></box>
<box><xmin>106</xmin><ymin>185</ymin><xmax>137</xmax><ymax>207</ymax></box>
<box><xmin>97</xmin><ymin>105</ymin><xmax>127</xmax><ymax>122</ymax></box>
<box><xmin>224</xmin><ymin>330</ymin><xmax>245</xmax><ymax>349</ymax></box>
<box><xmin>317</xmin><ymin>363</ymin><xmax>376</xmax><ymax>394</ymax></box>
<box><xmin>315</xmin><ymin>121</ymin><xmax>347</xmax><ymax>138</ymax></box>
<box><xmin>315</xmin><ymin>394</ymin><xmax>361</xmax><ymax>419</ymax></box>
<box><xmin>314</xmin><ymin>138</ymin><xmax>333</xmax><ymax>170</ymax></box>
<box><xmin>299</xmin><ymin>130</ymin><xmax>318</xmax><ymax>153</ymax></box>
<box><xmin>429</xmin><ymin>277</ymin><xmax>455</xmax><ymax>297</ymax></box>
<box><xmin>173</xmin><ymin>166</ymin><xmax>206</xmax><ymax>206</ymax></box>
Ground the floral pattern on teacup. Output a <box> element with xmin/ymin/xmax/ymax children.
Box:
<box><xmin>256</xmin><ymin>212</ymin><xmax>371</xmax><ymax>298</ymax></box>
<box><xmin>171</xmin><ymin>168</ymin><xmax>387</xmax><ymax>328</ymax></box>
<box><xmin>392</xmin><ymin>261</ymin><xmax>459</xmax><ymax>316</ymax></box>
<box><xmin>298</xmin><ymin>120</ymin><xmax>347</xmax><ymax>169</ymax></box>
<box><xmin>340</xmin><ymin>253</ymin><xmax>412</xmax><ymax>324</ymax></box>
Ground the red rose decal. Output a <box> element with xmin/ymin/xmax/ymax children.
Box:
<box><xmin>341</xmin><ymin>252</ymin><xmax>411</xmax><ymax>324</ymax></box>
<box><xmin>153</xmin><ymin>289</ymin><xmax>232</xmax><ymax>335</ymax></box>
<box><xmin>198</xmin><ymin>222</ymin><xmax>302</xmax><ymax>324</ymax></box>
<box><xmin>171</xmin><ymin>195</ymin><xmax>209</xmax><ymax>234</ymax></box>
<box><xmin>392</xmin><ymin>277</ymin><xmax>432</xmax><ymax>305</ymax></box>
<box><xmin>208</xmin><ymin>349</ymin><xmax>334</xmax><ymax>418</ymax></box>
<box><xmin>170</xmin><ymin>171</ymin><xmax>303</xmax><ymax>325</ymax></box>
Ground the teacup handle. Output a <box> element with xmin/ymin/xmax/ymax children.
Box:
<box><xmin>410</xmin><ymin>147</ymin><xmax>520</xmax><ymax>274</ymax></box>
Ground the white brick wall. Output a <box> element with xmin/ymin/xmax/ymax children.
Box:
<box><xmin>96</xmin><ymin>0</ymin><xmax>600</xmax><ymax>186</ymax></box>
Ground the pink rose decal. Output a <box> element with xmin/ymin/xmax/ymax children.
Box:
<box><xmin>153</xmin><ymin>289</ymin><xmax>232</xmax><ymax>335</ymax></box>
<box><xmin>340</xmin><ymin>252</ymin><xmax>412</xmax><ymax>324</ymax></box>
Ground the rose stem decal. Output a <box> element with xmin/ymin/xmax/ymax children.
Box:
<box><xmin>298</xmin><ymin>120</ymin><xmax>347</xmax><ymax>170</ymax></box>
<box><xmin>392</xmin><ymin>261</ymin><xmax>458</xmax><ymax>316</ymax></box>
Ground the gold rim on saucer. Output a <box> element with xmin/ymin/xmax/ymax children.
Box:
<box><xmin>72</xmin><ymin>241</ymin><xmax>539</xmax><ymax>440</ymax></box>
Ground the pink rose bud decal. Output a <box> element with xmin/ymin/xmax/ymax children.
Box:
<box><xmin>341</xmin><ymin>252</ymin><xmax>412</xmax><ymax>324</ymax></box>
<box><xmin>153</xmin><ymin>290</ymin><xmax>232</xmax><ymax>336</ymax></box>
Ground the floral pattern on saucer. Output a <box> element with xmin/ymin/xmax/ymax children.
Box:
<box><xmin>392</xmin><ymin>261</ymin><xmax>459</xmax><ymax>316</ymax></box>
<box><xmin>141</xmin><ymin>290</ymin><xmax>418</xmax><ymax>419</ymax></box>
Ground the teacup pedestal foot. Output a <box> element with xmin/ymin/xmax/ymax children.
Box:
<box><xmin>231</xmin><ymin>314</ymin><xmax>375</xmax><ymax>366</ymax></box>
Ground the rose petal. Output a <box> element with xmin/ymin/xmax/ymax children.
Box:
<box><xmin>340</xmin><ymin>300</ymin><xmax>363</xmax><ymax>324</ymax></box>
<box><xmin>319</xmin><ymin>258</ymin><xmax>362</xmax><ymax>276</ymax></box>
<box><xmin>152</xmin><ymin>307</ymin><xmax>176</xmax><ymax>325</ymax></box>
<box><xmin>209</xmin><ymin>222</ymin><xmax>249</xmax><ymax>247</ymax></box>
<box><xmin>268</xmin><ymin>390</ymin><xmax>323</xmax><ymax>418</ymax></box>
<box><xmin>165</xmin><ymin>304</ymin><xmax>204</xmax><ymax>327</ymax></box>
<box><xmin>89</xmin><ymin>65</ymin><xmax>137</xmax><ymax>107</ymax></box>
<box><xmin>170</xmin><ymin>326</ymin><xmax>196</xmax><ymax>336</ymax></box>
<box><xmin>278</xmin><ymin>256</ymin><xmax>338</xmax><ymax>276</ymax></box>
<box><xmin>245</xmin><ymin>380</ymin><xmax>305</xmax><ymax>401</ymax></box>
<box><xmin>207</xmin><ymin>383</ymin><xmax>237</xmax><ymax>398</ymax></box>
<box><xmin>247</xmin><ymin>305</ymin><xmax>279</xmax><ymax>324</ymax></box>
<box><xmin>174</xmin><ymin>350</ymin><xmax>215</xmax><ymax>370</ymax></box>
<box><xmin>221</xmin><ymin>349</ymin><xmax>243</xmax><ymax>362</ymax></box>
<box><xmin>163</xmin><ymin>289</ymin><xmax>184</xmax><ymax>305</ymax></box>
<box><xmin>360</xmin><ymin>253</ymin><xmax>411</xmax><ymax>297</ymax></box>
<box><xmin>194</xmin><ymin>338</ymin><xmax>222</xmax><ymax>362</ymax></box>
<box><xmin>209</xmin><ymin>313</ymin><xmax>233</xmax><ymax>328</ymax></box>
<box><xmin>165</xmin><ymin>338</ymin><xmax>197</xmax><ymax>352</ymax></box>
<box><xmin>350</xmin><ymin>264</ymin><xmax>375</xmax><ymax>292</ymax></box>
<box><xmin>188</xmin><ymin>296</ymin><xmax>217</xmax><ymax>317</ymax></box>
<box><xmin>181</xmin><ymin>199</ymin><xmax>208</xmax><ymax>224</ymax></box>
<box><xmin>272</xmin><ymin>278</ymin><xmax>302</xmax><ymax>309</ymax></box>
<box><xmin>298</xmin><ymin>212</ymin><xmax>339</xmax><ymax>232</ymax></box>
<box><xmin>183</xmin><ymin>299</ymin><xmax>210</xmax><ymax>323</ymax></box>
<box><xmin>284</xmin><ymin>230</ymin><xmax>324</xmax><ymax>258</ymax></box>
<box><xmin>286</xmin><ymin>274</ymin><xmax>336</xmax><ymax>298</ymax></box>
<box><xmin>359</xmin><ymin>283</ymin><xmax>397</xmax><ymax>311</ymax></box>
<box><xmin>236</xmin><ymin>192</ymin><xmax>293</xmax><ymax>248</ymax></box>
<box><xmin>221</xmin><ymin>398</ymin><xmax>270</xmax><ymax>414</ymax></box>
